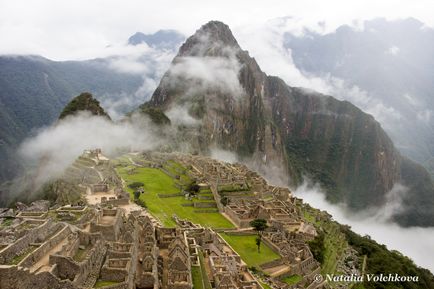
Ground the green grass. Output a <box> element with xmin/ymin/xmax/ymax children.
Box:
<box><xmin>321</xmin><ymin>225</ymin><xmax>347</xmax><ymax>274</ymax></box>
<box><xmin>303</xmin><ymin>210</ymin><xmax>319</xmax><ymax>225</ymax></box>
<box><xmin>220</xmin><ymin>233</ymin><xmax>280</xmax><ymax>268</ymax></box>
<box><xmin>192</xmin><ymin>266</ymin><xmax>204</xmax><ymax>289</ymax></box>
<box><xmin>198</xmin><ymin>250</ymin><xmax>212</xmax><ymax>289</ymax></box>
<box><xmin>303</xmin><ymin>206</ymin><xmax>349</xmax><ymax>276</ymax></box>
<box><xmin>259</xmin><ymin>281</ymin><xmax>272</xmax><ymax>289</ymax></box>
<box><xmin>282</xmin><ymin>274</ymin><xmax>302</xmax><ymax>285</ymax></box>
<box><xmin>1</xmin><ymin>218</ymin><xmax>14</xmax><ymax>227</ymax></box>
<box><xmin>94</xmin><ymin>280</ymin><xmax>119</xmax><ymax>288</ymax></box>
<box><xmin>116</xmin><ymin>164</ymin><xmax>234</xmax><ymax>228</ymax></box>
<box><xmin>164</xmin><ymin>160</ymin><xmax>192</xmax><ymax>185</ymax></box>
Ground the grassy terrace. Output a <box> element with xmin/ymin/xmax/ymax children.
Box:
<box><xmin>116</xmin><ymin>161</ymin><xmax>234</xmax><ymax>229</ymax></box>
<box><xmin>94</xmin><ymin>280</ymin><xmax>119</xmax><ymax>288</ymax></box>
<box><xmin>220</xmin><ymin>233</ymin><xmax>280</xmax><ymax>268</ymax></box>
<box><xmin>191</xmin><ymin>266</ymin><xmax>204</xmax><ymax>289</ymax></box>
<box><xmin>259</xmin><ymin>282</ymin><xmax>272</xmax><ymax>289</ymax></box>
<box><xmin>282</xmin><ymin>274</ymin><xmax>302</xmax><ymax>285</ymax></box>
<box><xmin>303</xmin><ymin>208</ymin><xmax>347</xmax><ymax>275</ymax></box>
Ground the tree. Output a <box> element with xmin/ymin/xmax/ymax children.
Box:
<box><xmin>220</xmin><ymin>196</ymin><xmax>229</xmax><ymax>206</ymax></box>
<box><xmin>187</xmin><ymin>183</ymin><xmax>200</xmax><ymax>195</ymax></box>
<box><xmin>250</xmin><ymin>219</ymin><xmax>268</xmax><ymax>253</ymax></box>
<box><xmin>134</xmin><ymin>190</ymin><xmax>141</xmax><ymax>200</ymax></box>
<box><xmin>307</xmin><ymin>231</ymin><xmax>325</xmax><ymax>264</ymax></box>
<box><xmin>128</xmin><ymin>181</ymin><xmax>144</xmax><ymax>190</ymax></box>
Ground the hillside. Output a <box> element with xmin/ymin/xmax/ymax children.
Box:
<box><xmin>2</xmin><ymin>150</ymin><xmax>432</xmax><ymax>288</ymax></box>
<box><xmin>0</xmin><ymin>55</ymin><xmax>143</xmax><ymax>183</ymax></box>
<box><xmin>283</xmin><ymin>18</ymin><xmax>434</xmax><ymax>175</ymax></box>
<box><xmin>0</xmin><ymin>29</ymin><xmax>186</xmax><ymax>184</ymax></box>
<box><xmin>144</xmin><ymin>21</ymin><xmax>434</xmax><ymax>227</ymax></box>
<box><xmin>59</xmin><ymin>92</ymin><xmax>110</xmax><ymax>119</ymax></box>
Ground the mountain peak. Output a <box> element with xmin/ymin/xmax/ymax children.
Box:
<box><xmin>178</xmin><ymin>20</ymin><xmax>240</xmax><ymax>57</ymax></box>
<box><xmin>59</xmin><ymin>92</ymin><xmax>111</xmax><ymax>120</ymax></box>
<box><xmin>127</xmin><ymin>29</ymin><xmax>184</xmax><ymax>50</ymax></box>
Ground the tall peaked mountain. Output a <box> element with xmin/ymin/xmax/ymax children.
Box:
<box><xmin>145</xmin><ymin>21</ymin><xmax>434</xmax><ymax>227</ymax></box>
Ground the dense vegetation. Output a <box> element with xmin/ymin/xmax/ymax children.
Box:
<box><xmin>307</xmin><ymin>231</ymin><xmax>325</xmax><ymax>264</ymax></box>
<box><xmin>59</xmin><ymin>92</ymin><xmax>110</xmax><ymax>119</ymax></box>
<box><xmin>0</xmin><ymin>55</ymin><xmax>142</xmax><ymax>183</ymax></box>
<box><xmin>341</xmin><ymin>226</ymin><xmax>434</xmax><ymax>289</ymax></box>
<box><xmin>138</xmin><ymin>105</ymin><xmax>171</xmax><ymax>125</ymax></box>
<box><xmin>397</xmin><ymin>157</ymin><xmax>434</xmax><ymax>227</ymax></box>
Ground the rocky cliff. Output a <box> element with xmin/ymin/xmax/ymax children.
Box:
<box><xmin>145</xmin><ymin>21</ymin><xmax>434</xmax><ymax>227</ymax></box>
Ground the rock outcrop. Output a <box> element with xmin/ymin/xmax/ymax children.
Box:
<box><xmin>144</xmin><ymin>21</ymin><xmax>434</xmax><ymax>227</ymax></box>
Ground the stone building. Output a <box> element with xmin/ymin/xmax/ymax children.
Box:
<box><xmin>167</xmin><ymin>234</ymin><xmax>192</xmax><ymax>289</ymax></box>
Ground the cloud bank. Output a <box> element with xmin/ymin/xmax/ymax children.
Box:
<box><xmin>99</xmin><ymin>43</ymin><xmax>177</xmax><ymax>119</ymax></box>
<box><xmin>294</xmin><ymin>182</ymin><xmax>434</xmax><ymax>273</ymax></box>
<box><xmin>18</xmin><ymin>112</ymin><xmax>161</xmax><ymax>188</ymax></box>
<box><xmin>235</xmin><ymin>20</ymin><xmax>403</xmax><ymax>132</ymax></box>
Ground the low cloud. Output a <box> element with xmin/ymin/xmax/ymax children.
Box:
<box><xmin>294</xmin><ymin>181</ymin><xmax>434</xmax><ymax>273</ymax></box>
<box><xmin>386</xmin><ymin>45</ymin><xmax>400</xmax><ymax>55</ymax></box>
<box><xmin>169</xmin><ymin>55</ymin><xmax>244</xmax><ymax>98</ymax></box>
<box><xmin>210</xmin><ymin>148</ymin><xmax>238</xmax><ymax>164</ymax></box>
<box><xmin>235</xmin><ymin>20</ymin><xmax>403</xmax><ymax>131</ymax></box>
<box><xmin>17</xmin><ymin>111</ymin><xmax>161</xmax><ymax>189</ymax></box>
<box><xmin>417</xmin><ymin>109</ymin><xmax>432</xmax><ymax>124</ymax></box>
<box><xmin>166</xmin><ymin>106</ymin><xmax>200</xmax><ymax>127</ymax></box>
<box><xmin>100</xmin><ymin>43</ymin><xmax>177</xmax><ymax>119</ymax></box>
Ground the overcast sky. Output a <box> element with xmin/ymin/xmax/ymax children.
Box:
<box><xmin>1</xmin><ymin>0</ymin><xmax>434</xmax><ymax>60</ymax></box>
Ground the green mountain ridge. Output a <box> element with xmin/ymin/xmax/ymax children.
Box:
<box><xmin>0</xmin><ymin>55</ymin><xmax>142</xmax><ymax>182</ymax></box>
<box><xmin>59</xmin><ymin>92</ymin><xmax>111</xmax><ymax>119</ymax></box>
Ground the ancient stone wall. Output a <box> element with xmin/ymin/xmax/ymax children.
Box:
<box><xmin>102</xmin><ymin>198</ymin><xmax>129</xmax><ymax>206</ymax></box>
<box><xmin>90</xmin><ymin>209</ymin><xmax>123</xmax><ymax>241</ymax></box>
<box><xmin>193</xmin><ymin>202</ymin><xmax>217</xmax><ymax>208</ymax></box>
<box><xmin>0</xmin><ymin>220</ymin><xmax>58</xmax><ymax>264</ymax></box>
<box><xmin>20</xmin><ymin>225</ymin><xmax>71</xmax><ymax>268</ymax></box>
<box><xmin>49</xmin><ymin>254</ymin><xmax>80</xmax><ymax>281</ymax></box>
<box><xmin>223</xmin><ymin>208</ymin><xmax>251</xmax><ymax>228</ymax></box>
<box><xmin>100</xmin><ymin>260</ymin><xmax>129</xmax><ymax>282</ymax></box>
<box><xmin>0</xmin><ymin>266</ymin><xmax>77</xmax><ymax>289</ymax></box>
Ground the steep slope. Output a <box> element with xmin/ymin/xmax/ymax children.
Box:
<box><xmin>283</xmin><ymin>18</ymin><xmax>434</xmax><ymax>174</ymax></box>
<box><xmin>145</xmin><ymin>21</ymin><xmax>433</xmax><ymax>227</ymax></box>
<box><xmin>0</xmin><ymin>28</ymin><xmax>184</xmax><ymax>183</ymax></box>
<box><xmin>0</xmin><ymin>55</ymin><xmax>142</xmax><ymax>182</ymax></box>
<box><xmin>59</xmin><ymin>92</ymin><xmax>110</xmax><ymax>119</ymax></box>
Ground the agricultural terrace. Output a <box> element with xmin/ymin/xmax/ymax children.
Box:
<box><xmin>114</xmin><ymin>156</ymin><xmax>234</xmax><ymax>228</ymax></box>
<box><xmin>220</xmin><ymin>233</ymin><xmax>280</xmax><ymax>268</ymax></box>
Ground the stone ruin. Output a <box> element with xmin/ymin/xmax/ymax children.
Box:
<box><xmin>0</xmin><ymin>151</ymin><xmax>332</xmax><ymax>289</ymax></box>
